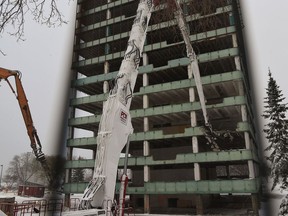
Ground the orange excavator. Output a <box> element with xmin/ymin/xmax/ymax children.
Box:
<box><xmin>0</xmin><ymin>67</ymin><xmax>53</xmax><ymax>187</ymax></box>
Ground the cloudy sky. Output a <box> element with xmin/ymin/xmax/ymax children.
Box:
<box><xmin>0</xmin><ymin>2</ymin><xmax>77</xmax><ymax>170</ymax></box>
<box><xmin>241</xmin><ymin>1</ymin><xmax>288</xmax><ymax>162</ymax></box>
<box><xmin>0</xmin><ymin>0</ymin><xmax>288</xmax><ymax>198</ymax></box>
<box><xmin>242</xmin><ymin>1</ymin><xmax>288</xmax><ymax>115</ymax></box>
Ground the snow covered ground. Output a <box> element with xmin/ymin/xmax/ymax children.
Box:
<box><xmin>0</xmin><ymin>190</ymin><xmax>286</xmax><ymax>215</ymax></box>
<box><xmin>0</xmin><ymin>190</ymin><xmax>64</xmax><ymax>215</ymax></box>
<box><xmin>0</xmin><ymin>191</ymin><xmax>42</xmax><ymax>203</ymax></box>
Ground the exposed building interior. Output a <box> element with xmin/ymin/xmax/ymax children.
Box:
<box><xmin>64</xmin><ymin>0</ymin><xmax>261</xmax><ymax>214</ymax></box>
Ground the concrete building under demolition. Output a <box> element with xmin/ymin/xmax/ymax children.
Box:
<box><xmin>64</xmin><ymin>0</ymin><xmax>261</xmax><ymax>214</ymax></box>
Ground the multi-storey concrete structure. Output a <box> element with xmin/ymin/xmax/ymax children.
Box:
<box><xmin>64</xmin><ymin>0</ymin><xmax>261</xmax><ymax>214</ymax></box>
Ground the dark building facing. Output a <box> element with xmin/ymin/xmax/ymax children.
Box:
<box><xmin>18</xmin><ymin>184</ymin><xmax>45</xmax><ymax>198</ymax></box>
<box><xmin>64</xmin><ymin>0</ymin><xmax>261</xmax><ymax>214</ymax></box>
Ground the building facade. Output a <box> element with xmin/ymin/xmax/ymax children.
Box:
<box><xmin>64</xmin><ymin>0</ymin><xmax>261</xmax><ymax>214</ymax></box>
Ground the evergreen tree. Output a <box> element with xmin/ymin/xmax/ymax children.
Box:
<box><xmin>71</xmin><ymin>169</ymin><xmax>85</xmax><ymax>183</ymax></box>
<box><xmin>71</xmin><ymin>156</ymin><xmax>86</xmax><ymax>183</ymax></box>
<box><xmin>262</xmin><ymin>70</ymin><xmax>288</xmax><ymax>191</ymax></box>
<box><xmin>279</xmin><ymin>195</ymin><xmax>288</xmax><ymax>215</ymax></box>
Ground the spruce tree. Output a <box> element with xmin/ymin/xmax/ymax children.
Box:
<box><xmin>71</xmin><ymin>156</ymin><xmax>86</xmax><ymax>183</ymax></box>
<box><xmin>262</xmin><ymin>70</ymin><xmax>288</xmax><ymax>191</ymax></box>
<box><xmin>71</xmin><ymin>168</ymin><xmax>85</xmax><ymax>183</ymax></box>
<box><xmin>279</xmin><ymin>195</ymin><xmax>288</xmax><ymax>215</ymax></box>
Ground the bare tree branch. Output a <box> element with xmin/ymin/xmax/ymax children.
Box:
<box><xmin>0</xmin><ymin>0</ymin><xmax>68</xmax><ymax>55</ymax></box>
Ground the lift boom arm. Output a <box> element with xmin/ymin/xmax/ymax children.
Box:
<box><xmin>79</xmin><ymin>0</ymin><xmax>154</xmax><ymax>213</ymax></box>
<box><xmin>0</xmin><ymin>67</ymin><xmax>52</xmax><ymax>186</ymax></box>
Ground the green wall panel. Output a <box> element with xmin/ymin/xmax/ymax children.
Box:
<box><xmin>116</xmin><ymin>179</ymin><xmax>260</xmax><ymax>194</ymax></box>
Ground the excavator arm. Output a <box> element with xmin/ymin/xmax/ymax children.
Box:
<box><xmin>172</xmin><ymin>0</ymin><xmax>220</xmax><ymax>151</ymax></box>
<box><xmin>0</xmin><ymin>67</ymin><xmax>52</xmax><ymax>187</ymax></box>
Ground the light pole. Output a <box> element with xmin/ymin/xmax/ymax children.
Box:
<box><xmin>0</xmin><ymin>165</ymin><xmax>3</xmax><ymax>189</ymax></box>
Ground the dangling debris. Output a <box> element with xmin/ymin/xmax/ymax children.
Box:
<box><xmin>202</xmin><ymin>124</ymin><xmax>220</xmax><ymax>151</ymax></box>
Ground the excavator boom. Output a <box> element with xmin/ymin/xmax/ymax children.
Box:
<box><xmin>0</xmin><ymin>67</ymin><xmax>52</xmax><ymax>187</ymax></box>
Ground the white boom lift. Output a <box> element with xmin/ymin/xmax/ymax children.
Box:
<box><xmin>65</xmin><ymin>0</ymin><xmax>218</xmax><ymax>215</ymax></box>
<box><xmin>76</xmin><ymin>1</ymin><xmax>154</xmax><ymax>215</ymax></box>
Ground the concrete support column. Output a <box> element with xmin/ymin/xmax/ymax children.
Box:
<box><xmin>66</xmin><ymin>111</ymin><xmax>74</xmax><ymax>183</ymax></box>
<box><xmin>232</xmin><ymin>33</ymin><xmax>242</xmax><ymax>74</ymax></box>
<box><xmin>106</xmin><ymin>8</ymin><xmax>111</xmax><ymax>20</ymax></box>
<box><xmin>103</xmin><ymin>61</ymin><xmax>109</xmax><ymax>93</ymax></box>
<box><xmin>105</xmin><ymin>5</ymin><xmax>111</xmax><ymax>54</ymax></box>
<box><xmin>106</xmin><ymin>3</ymin><xmax>111</xmax><ymax>20</ymax></box>
<box><xmin>233</xmin><ymin>33</ymin><xmax>255</xmax><ymax>178</ymax></box>
<box><xmin>226</xmin><ymin>165</ymin><xmax>230</xmax><ymax>179</ymax></box>
<box><xmin>233</xmin><ymin>34</ymin><xmax>258</xmax><ymax>211</ymax></box>
<box><xmin>104</xmin><ymin>2</ymin><xmax>111</xmax><ymax>92</ymax></box>
<box><xmin>192</xmin><ymin>136</ymin><xmax>200</xmax><ymax>181</ymax></box>
<box><xmin>251</xmin><ymin>194</ymin><xmax>260</xmax><ymax>216</ymax></box>
<box><xmin>143</xmin><ymin>138</ymin><xmax>150</xmax><ymax>212</ymax></box>
<box><xmin>142</xmin><ymin>53</ymin><xmax>150</xmax><ymax>213</ymax></box>
<box><xmin>64</xmin><ymin>81</ymin><xmax>77</xmax><ymax>207</ymax></box>
<box><xmin>238</xmin><ymin>81</ymin><xmax>255</xmax><ymax>178</ymax></box>
<box><xmin>143</xmin><ymin>53</ymin><xmax>148</xmax><ymax>66</ymax></box>
<box><xmin>188</xmin><ymin>64</ymin><xmax>203</xmax><ymax>215</ymax></box>
<box><xmin>188</xmin><ymin>65</ymin><xmax>200</xmax><ymax>180</ymax></box>
<box><xmin>195</xmin><ymin>195</ymin><xmax>204</xmax><ymax>215</ymax></box>
<box><xmin>248</xmin><ymin>156</ymin><xmax>255</xmax><ymax>178</ymax></box>
<box><xmin>65</xmin><ymin>147</ymin><xmax>73</xmax><ymax>207</ymax></box>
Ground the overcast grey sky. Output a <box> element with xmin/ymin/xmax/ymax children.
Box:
<box><xmin>0</xmin><ymin>1</ymin><xmax>288</xmax><ymax>193</ymax></box>
<box><xmin>241</xmin><ymin>1</ymin><xmax>288</xmax><ymax>153</ymax></box>
<box><xmin>0</xmin><ymin>2</ymin><xmax>76</xmax><ymax>170</ymax></box>
<box><xmin>242</xmin><ymin>1</ymin><xmax>288</xmax><ymax>107</ymax></box>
